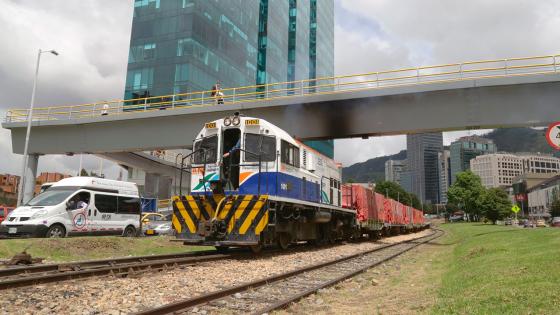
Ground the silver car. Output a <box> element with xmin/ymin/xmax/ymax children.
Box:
<box><xmin>141</xmin><ymin>213</ymin><xmax>174</xmax><ymax>236</ymax></box>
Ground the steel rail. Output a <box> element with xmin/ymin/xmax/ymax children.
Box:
<box><xmin>134</xmin><ymin>229</ymin><xmax>441</xmax><ymax>315</ymax></box>
<box><xmin>0</xmin><ymin>249</ymin><xmax>259</xmax><ymax>291</ymax></box>
<box><xmin>0</xmin><ymin>249</ymin><xmax>219</xmax><ymax>278</ymax></box>
<box><xmin>255</xmin><ymin>229</ymin><xmax>444</xmax><ymax>315</ymax></box>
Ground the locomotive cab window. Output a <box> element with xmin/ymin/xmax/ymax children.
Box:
<box><xmin>281</xmin><ymin>140</ymin><xmax>300</xmax><ymax>167</ymax></box>
<box><xmin>192</xmin><ymin>135</ymin><xmax>218</xmax><ymax>164</ymax></box>
<box><xmin>244</xmin><ymin>134</ymin><xmax>276</xmax><ymax>162</ymax></box>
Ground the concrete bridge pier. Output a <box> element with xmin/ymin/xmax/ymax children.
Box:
<box><xmin>144</xmin><ymin>173</ymin><xmax>170</xmax><ymax>199</ymax></box>
<box><xmin>21</xmin><ymin>154</ymin><xmax>39</xmax><ymax>205</ymax></box>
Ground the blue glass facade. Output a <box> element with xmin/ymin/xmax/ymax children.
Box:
<box><xmin>125</xmin><ymin>0</ymin><xmax>334</xmax><ymax>157</ymax></box>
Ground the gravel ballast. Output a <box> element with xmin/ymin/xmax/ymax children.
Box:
<box><xmin>0</xmin><ymin>230</ymin><xmax>431</xmax><ymax>315</ymax></box>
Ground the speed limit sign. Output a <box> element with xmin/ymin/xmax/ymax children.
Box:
<box><xmin>546</xmin><ymin>122</ymin><xmax>560</xmax><ymax>150</ymax></box>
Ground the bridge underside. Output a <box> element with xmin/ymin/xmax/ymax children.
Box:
<box><xmin>4</xmin><ymin>73</ymin><xmax>560</xmax><ymax>155</ymax></box>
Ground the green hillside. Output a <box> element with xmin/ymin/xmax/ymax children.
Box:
<box><xmin>342</xmin><ymin>150</ymin><xmax>406</xmax><ymax>183</ymax></box>
<box><xmin>483</xmin><ymin>127</ymin><xmax>557</xmax><ymax>155</ymax></box>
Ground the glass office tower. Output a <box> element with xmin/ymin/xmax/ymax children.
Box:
<box><xmin>125</xmin><ymin>0</ymin><xmax>334</xmax><ymax>158</ymax></box>
<box><xmin>405</xmin><ymin>133</ymin><xmax>443</xmax><ymax>204</ymax></box>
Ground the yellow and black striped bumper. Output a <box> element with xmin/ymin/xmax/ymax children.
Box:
<box><xmin>172</xmin><ymin>195</ymin><xmax>269</xmax><ymax>245</ymax></box>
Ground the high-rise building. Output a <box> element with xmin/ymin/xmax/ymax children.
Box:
<box><xmin>385</xmin><ymin>160</ymin><xmax>405</xmax><ymax>186</ymax></box>
<box><xmin>520</xmin><ymin>154</ymin><xmax>560</xmax><ymax>174</ymax></box>
<box><xmin>124</xmin><ymin>0</ymin><xmax>334</xmax><ymax>158</ymax></box>
<box><xmin>405</xmin><ymin>133</ymin><xmax>443</xmax><ymax>204</ymax></box>
<box><xmin>450</xmin><ymin>136</ymin><xmax>497</xmax><ymax>184</ymax></box>
<box><xmin>438</xmin><ymin>150</ymin><xmax>451</xmax><ymax>204</ymax></box>
<box><xmin>527</xmin><ymin>174</ymin><xmax>560</xmax><ymax>218</ymax></box>
<box><xmin>470</xmin><ymin>153</ymin><xmax>560</xmax><ymax>188</ymax></box>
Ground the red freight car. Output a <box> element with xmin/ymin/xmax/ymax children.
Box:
<box><xmin>342</xmin><ymin>184</ymin><xmax>427</xmax><ymax>236</ymax></box>
<box><xmin>341</xmin><ymin>184</ymin><xmax>384</xmax><ymax>231</ymax></box>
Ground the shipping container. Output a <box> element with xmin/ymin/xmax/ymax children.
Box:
<box><xmin>341</xmin><ymin>184</ymin><xmax>376</xmax><ymax>222</ymax></box>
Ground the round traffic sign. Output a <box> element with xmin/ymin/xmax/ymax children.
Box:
<box><xmin>546</xmin><ymin>122</ymin><xmax>560</xmax><ymax>150</ymax></box>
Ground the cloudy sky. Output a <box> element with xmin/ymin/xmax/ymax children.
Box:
<box><xmin>1</xmin><ymin>0</ymin><xmax>559</xmax><ymax>178</ymax></box>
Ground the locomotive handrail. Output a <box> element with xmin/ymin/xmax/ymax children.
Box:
<box><xmin>4</xmin><ymin>53</ymin><xmax>560</xmax><ymax>123</ymax></box>
<box><xmin>177</xmin><ymin>147</ymin><xmax>205</xmax><ymax>196</ymax></box>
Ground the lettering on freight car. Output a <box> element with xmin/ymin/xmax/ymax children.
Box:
<box><xmin>101</xmin><ymin>214</ymin><xmax>112</xmax><ymax>220</ymax></box>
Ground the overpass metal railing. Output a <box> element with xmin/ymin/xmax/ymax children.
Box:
<box><xmin>4</xmin><ymin>54</ymin><xmax>560</xmax><ymax>123</ymax></box>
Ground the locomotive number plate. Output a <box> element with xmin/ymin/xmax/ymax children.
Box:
<box><xmin>245</xmin><ymin>119</ymin><xmax>260</xmax><ymax>126</ymax></box>
<box><xmin>205</xmin><ymin>122</ymin><xmax>217</xmax><ymax>129</ymax></box>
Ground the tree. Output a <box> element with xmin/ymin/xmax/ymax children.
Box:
<box><xmin>422</xmin><ymin>203</ymin><xmax>435</xmax><ymax>214</ymax></box>
<box><xmin>374</xmin><ymin>181</ymin><xmax>420</xmax><ymax>208</ymax></box>
<box><xmin>80</xmin><ymin>168</ymin><xmax>89</xmax><ymax>176</ymax></box>
<box><xmin>409</xmin><ymin>194</ymin><xmax>422</xmax><ymax>209</ymax></box>
<box><xmin>447</xmin><ymin>171</ymin><xmax>486</xmax><ymax>221</ymax></box>
<box><xmin>481</xmin><ymin>188</ymin><xmax>512</xmax><ymax>224</ymax></box>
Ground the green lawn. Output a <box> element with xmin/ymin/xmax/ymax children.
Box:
<box><xmin>0</xmin><ymin>236</ymin><xmax>212</xmax><ymax>263</ymax></box>
<box><xmin>434</xmin><ymin>223</ymin><xmax>560</xmax><ymax>314</ymax></box>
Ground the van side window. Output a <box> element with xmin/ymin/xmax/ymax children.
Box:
<box><xmin>70</xmin><ymin>192</ymin><xmax>91</xmax><ymax>210</ymax></box>
<box><xmin>95</xmin><ymin>194</ymin><xmax>118</xmax><ymax>213</ymax></box>
<box><xmin>118</xmin><ymin>197</ymin><xmax>141</xmax><ymax>214</ymax></box>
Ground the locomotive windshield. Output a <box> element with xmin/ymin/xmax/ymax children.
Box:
<box><xmin>192</xmin><ymin>135</ymin><xmax>218</xmax><ymax>164</ymax></box>
<box><xmin>244</xmin><ymin>134</ymin><xmax>276</xmax><ymax>162</ymax></box>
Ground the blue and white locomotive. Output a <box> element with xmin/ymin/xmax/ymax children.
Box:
<box><xmin>172</xmin><ymin>113</ymin><xmax>357</xmax><ymax>252</ymax></box>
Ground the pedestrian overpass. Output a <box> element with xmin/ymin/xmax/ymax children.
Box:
<box><xmin>4</xmin><ymin>54</ymin><xmax>560</xmax><ymax>202</ymax></box>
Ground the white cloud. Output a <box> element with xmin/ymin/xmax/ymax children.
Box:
<box><xmin>0</xmin><ymin>0</ymin><xmax>133</xmax><ymax>178</ymax></box>
<box><xmin>333</xmin><ymin>0</ymin><xmax>560</xmax><ymax>164</ymax></box>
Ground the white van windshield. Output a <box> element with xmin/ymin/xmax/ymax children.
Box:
<box><xmin>26</xmin><ymin>188</ymin><xmax>77</xmax><ymax>206</ymax></box>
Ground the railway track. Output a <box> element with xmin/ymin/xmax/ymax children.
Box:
<box><xmin>0</xmin><ymin>249</ymin><xmax>252</xmax><ymax>291</ymax></box>
<box><xmin>136</xmin><ymin>229</ymin><xmax>443</xmax><ymax>315</ymax></box>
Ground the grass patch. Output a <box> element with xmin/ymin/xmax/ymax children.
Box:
<box><xmin>434</xmin><ymin>223</ymin><xmax>560</xmax><ymax>314</ymax></box>
<box><xmin>0</xmin><ymin>236</ymin><xmax>212</xmax><ymax>262</ymax></box>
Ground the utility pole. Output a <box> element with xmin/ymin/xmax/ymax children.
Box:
<box><xmin>17</xmin><ymin>49</ymin><xmax>59</xmax><ymax>206</ymax></box>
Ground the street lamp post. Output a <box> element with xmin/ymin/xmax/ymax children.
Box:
<box><xmin>17</xmin><ymin>49</ymin><xmax>59</xmax><ymax>206</ymax></box>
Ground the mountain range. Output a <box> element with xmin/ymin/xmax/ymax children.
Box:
<box><xmin>342</xmin><ymin>128</ymin><xmax>559</xmax><ymax>183</ymax></box>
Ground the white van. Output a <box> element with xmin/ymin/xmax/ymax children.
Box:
<box><xmin>39</xmin><ymin>182</ymin><xmax>55</xmax><ymax>194</ymax></box>
<box><xmin>0</xmin><ymin>177</ymin><xmax>141</xmax><ymax>238</ymax></box>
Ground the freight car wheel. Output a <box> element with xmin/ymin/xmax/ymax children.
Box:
<box><xmin>277</xmin><ymin>233</ymin><xmax>290</xmax><ymax>250</ymax></box>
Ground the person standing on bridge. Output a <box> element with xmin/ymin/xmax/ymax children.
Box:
<box><xmin>212</xmin><ymin>81</ymin><xmax>224</xmax><ymax>105</ymax></box>
<box><xmin>101</xmin><ymin>102</ymin><xmax>109</xmax><ymax>116</ymax></box>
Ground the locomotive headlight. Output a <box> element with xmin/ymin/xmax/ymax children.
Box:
<box><xmin>224</xmin><ymin>117</ymin><xmax>232</xmax><ymax>126</ymax></box>
<box><xmin>232</xmin><ymin>116</ymin><xmax>240</xmax><ymax>126</ymax></box>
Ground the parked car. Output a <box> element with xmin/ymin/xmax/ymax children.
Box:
<box><xmin>551</xmin><ymin>217</ymin><xmax>560</xmax><ymax>227</ymax></box>
<box><xmin>504</xmin><ymin>218</ymin><xmax>512</xmax><ymax>225</ymax></box>
<box><xmin>141</xmin><ymin>212</ymin><xmax>173</xmax><ymax>236</ymax></box>
<box><xmin>536</xmin><ymin>219</ymin><xmax>547</xmax><ymax>227</ymax></box>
